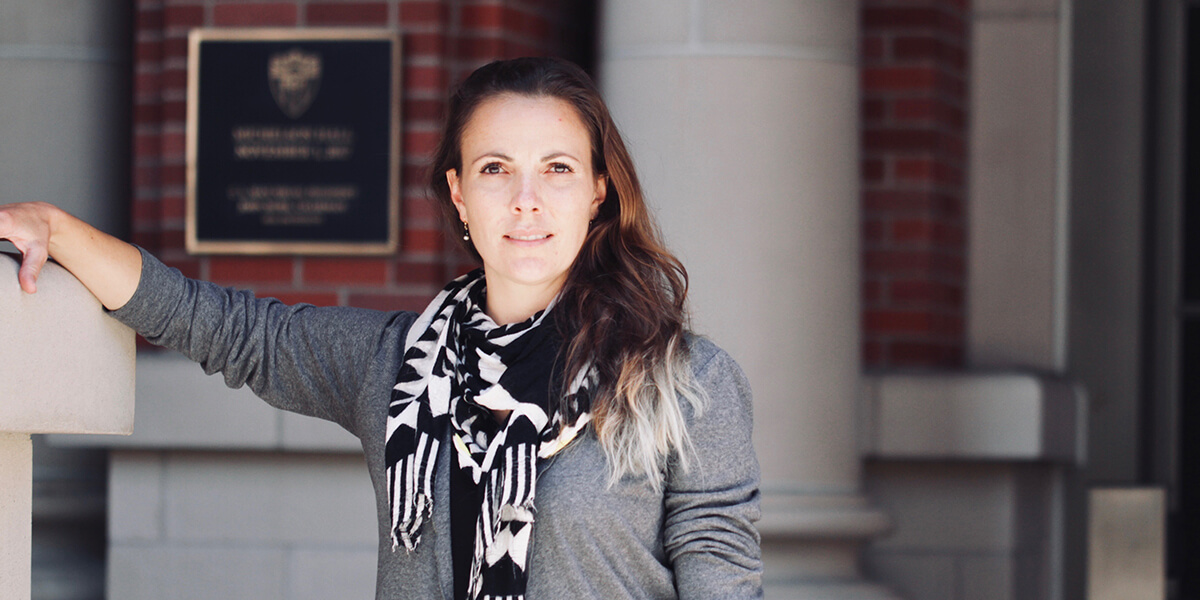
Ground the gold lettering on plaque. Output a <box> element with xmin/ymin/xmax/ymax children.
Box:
<box><xmin>227</xmin><ymin>184</ymin><xmax>358</xmax><ymax>227</ymax></box>
<box><xmin>231</xmin><ymin>126</ymin><xmax>354</xmax><ymax>161</ymax></box>
<box><xmin>268</xmin><ymin>49</ymin><xmax>322</xmax><ymax>119</ymax></box>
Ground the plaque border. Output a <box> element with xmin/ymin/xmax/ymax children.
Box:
<box><xmin>185</xmin><ymin>28</ymin><xmax>403</xmax><ymax>256</ymax></box>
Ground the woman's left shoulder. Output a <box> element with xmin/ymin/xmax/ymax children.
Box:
<box><xmin>684</xmin><ymin>333</ymin><xmax>747</xmax><ymax>382</ymax></box>
<box><xmin>682</xmin><ymin>333</ymin><xmax>753</xmax><ymax>420</ymax></box>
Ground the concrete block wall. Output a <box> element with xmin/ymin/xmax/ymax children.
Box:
<box><xmin>863</xmin><ymin>462</ymin><xmax>1058</xmax><ymax>600</ymax></box>
<box><xmin>95</xmin><ymin>354</ymin><xmax>380</xmax><ymax>599</ymax></box>
<box><xmin>108</xmin><ymin>451</ymin><xmax>377</xmax><ymax>600</ymax></box>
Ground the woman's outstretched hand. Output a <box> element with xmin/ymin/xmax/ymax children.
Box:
<box><xmin>0</xmin><ymin>202</ymin><xmax>142</xmax><ymax>309</ymax></box>
<box><xmin>0</xmin><ymin>202</ymin><xmax>56</xmax><ymax>294</ymax></box>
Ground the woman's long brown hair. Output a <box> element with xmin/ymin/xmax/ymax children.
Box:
<box><xmin>429</xmin><ymin>58</ymin><xmax>703</xmax><ymax>487</ymax></box>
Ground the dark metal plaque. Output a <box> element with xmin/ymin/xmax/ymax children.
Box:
<box><xmin>186</xmin><ymin>29</ymin><xmax>401</xmax><ymax>255</ymax></box>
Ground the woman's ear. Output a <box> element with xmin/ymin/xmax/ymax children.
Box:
<box><xmin>591</xmin><ymin>175</ymin><xmax>607</xmax><ymax>219</ymax></box>
<box><xmin>447</xmin><ymin>169</ymin><xmax>468</xmax><ymax>222</ymax></box>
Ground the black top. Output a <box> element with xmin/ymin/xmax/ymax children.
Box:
<box><xmin>450</xmin><ymin>440</ymin><xmax>482</xmax><ymax>600</ymax></box>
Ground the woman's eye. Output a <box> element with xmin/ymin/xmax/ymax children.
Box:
<box><xmin>480</xmin><ymin>163</ymin><xmax>503</xmax><ymax>175</ymax></box>
<box><xmin>549</xmin><ymin>163</ymin><xmax>573</xmax><ymax>174</ymax></box>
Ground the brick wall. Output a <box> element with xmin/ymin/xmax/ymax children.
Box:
<box><xmin>860</xmin><ymin>0</ymin><xmax>969</xmax><ymax>369</ymax></box>
<box><xmin>131</xmin><ymin>0</ymin><xmax>562</xmax><ymax>325</ymax></box>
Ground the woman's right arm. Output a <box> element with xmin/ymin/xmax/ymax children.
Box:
<box><xmin>1</xmin><ymin>201</ymin><xmax>409</xmax><ymax>430</ymax></box>
<box><xmin>0</xmin><ymin>202</ymin><xmax>141</xmax><ymax>309</ymax></box>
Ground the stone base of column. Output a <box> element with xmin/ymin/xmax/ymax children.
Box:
<box><xmin>760</xmin><ymin>491</ymin><xmax>899</xmax><ymax>599</ymax></box>
<box><xmin>0</xmin><ymin>433</ymin><xmax>32</xmax><ymax>600</ymax></box>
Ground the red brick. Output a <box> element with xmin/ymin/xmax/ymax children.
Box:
<box><xmin>213</xmin><ymin>3</ymin><xmax>298</xmax><ymax>27</ymax></box>
<box><xmin>161</xmin><ymin>67</ymin><xmax>187</xmax><ymax>91</ymax></box>
<box><xmin>894</xmin><ymin>158</ymin><xmax>934</xmax><ymax>181</ymax></box>
<box><xmin>164</xmin><ymin>258</ymin><xmax>202</xmax><ymax>280</ymax></box>
<box><xmin>161</xmin><ymin>228</ymin><xmax>186</xmax><ymax>250</ymax></box>
<box><xmin>162</xmin><ymin>132</ymin><xmax>186</xmax><ymax>158</ymax></box>
<box><xmin>863</xmin><ymin>190</ymin><xmax>940</xmax><ymax>214</ymax></box>
<box><xmin>134</xmin><ymin>132</ymin><xmax>161</xmax><ymax>158</ymax></box>
<box><xmin>404</xmin><ymin>194</ymin><xmax>440</xmax><ymax>220</ymax></box>
<box><xmin>133</xmin><ymin>165</ymin><xmax>160</xmax><ymax>188</ymax></box>
<box><xmin>863</xmin><ymin>218</ymin><xmax>887</xmax><ymax>243</ymax></box>
<box><xmin>164</xmin><ymin>101</ymin><xmax>187</xmax><ymax>122</ymax></box>
<box><xmin>892</xmin><ymin>36</ymin><xmax>949</xmax><ymax>62</ymax></box>
<box><xmin>863</xmin><ymin>340</ymin><xmax>884</xmax><ymax>366</ymax></box>
<box><xmin>890</xmin><ymin>280</ymin><xmax>958</xmax><ymax>306</ymax></box>
<box><xmin>404</xmin><ymin>130</ymin><xmax>441</xmax><ymax>157</ymax></box>
<box><xmin>209</xmin><ymin>257</ymin><xmax>295</xmax><ymax>284</ymax></box>
<box><xmin>163</xmin><ymin>36</ymin><xmax>189</xmax><ymax>61</ymax></box>
<box><xmin>162</xmin><ymin>195</ymin><xmax>186</xmax><ymax>220</ymax></box>
<box><xmin>399</xmin><ymin>1</ymin><xmax>444</xmax><ymax>24</ymax></box>
<box><xmin>864</xmin><ymin>128</ymin><xmax>941</xmax><ymax>153</ymax></box>
<box><xmin>863</xmin><ymin>249</ymin><xmax>936</xmax><ymax>273</ymax></box>
<box><xmin>348</xmin><ymin>291</ymin><xmax>436</xmax><ymax>312</ymax></box>
<box><xmin>861</xmin><ymin>34</ymin><xmax>886</xmax><ymax>61</ymax></box>
<box><xmin>302</xmin><ymin>257</ymin><xmax>389</xmax><ymax>285</ymax></box>
<box><xmin>137</xmin><ymin>7</ymin><xmax>164</xmax><ymax>31</ymax></box>
<box><xmin>457</xmin><ymin>37</ymin><xmax>505</xmax><ymax>60</ymax></box>
<box><xmin>864</xmin><ymin>310</ymin><xmax>935</xmax><ymax>335</ymax></box>
<box><xmin>863</xmin><ymin>280</ymin><xmax>884</xmax><ymax>304</ymax></box>
<box><xmin>132</xmin><ymin>198</ymin><xmax>160</xmax><ymax>224</ymax></box>
<box><xmin>406</xmin><ymin>32</ymin><xmax>446</xmax><ymax>57</ymax></box>
<box><xmin>402</xmin><ymin>228</ymin><xmax>444</xmax><ymax>253</ymax></box>
<box><xmin>523</xmin><ymin>13</ymin><xmax>550</xmax><ymax>39</ymax></box>
<box><xmin>405</xmin><ymin>66</ymin><xmax>448</xmax><ymax>91</ymax></box>
<box><xmin>892</xmin><ymin>98</ymin><xmax>939</xmax><ymax>122</ymax></box>
<box><xmin>862</xmin><ymin>66</ymin><xmax>939</xmax><ymax>92</ymax></box>
<box><xmin>395</xmin><ymin>260</ymin><xmax>443</xmax><ymax>284</ymax></box>
<box><xmin>862</xmin><ymin>99</ymin><xmax>887</xmax><ymax>121</ymax></box>
<box><xmin>461</xmin><ymin>4</ymin><xmax>505</xmax><ymax>30</ymax></box>
<box><xmin>132</xmin><ymin>231</ymin><xmax>160</xmax><ymax>250</ymax></box>
<box><xmin>161</xmin><ymin>165</ymin><xmax>186</xmax><ymax>187</ymax></box>
<box><xmin>136</xmin><ymin>39</ymin><xmax>162</xmax><ymax>63</ymax></box>
<box><xmin>862</xmin><ymin>158</ymin><xmax>886</xmax><ymax>183</ymax></box>
<box><xmin>307</xmin><ymin>2</ymin><xmax>388</xmax><ymax>25</ymax></box>
<box><xmin>164</xmin><ymin>5</ymin><xmax>204</xmax><ymax>28</ymax></box>
<box><xmin>403</xmin><ymin>99</ymin><xmax>444</xmax><ymax>123</ymax></box>
<box><xmin>891</xmin><ymin>219</ymin><xmax>937</xmax><ymax>244</ymax></box>
<box><xmin>887</xmin><ymin>341</ymin><xmax>961</xmax><ymax>368</ymax></box>
<box><xmin>134</xmin><ymin>72</ymin><xmax>160</xmax><ymax>95</ymax></box>
<box><xmin>134</xmin><ymin>102</ymin><xmax>163</xmax><ymax>125</ymax></box>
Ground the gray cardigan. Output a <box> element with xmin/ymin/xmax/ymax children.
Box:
<box><xmin>110</xmin><ymin>249</ymin><xmax>763</xmax><ymax>599</ymax></box>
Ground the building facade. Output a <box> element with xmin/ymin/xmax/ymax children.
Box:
<box><xmin>0</xmin><ymin>0</ymin><xmax>1179</xmax><ymax>598</ymax></box>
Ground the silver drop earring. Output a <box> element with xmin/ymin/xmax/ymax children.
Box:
<box><xmin>462</xmin><ymin>222</ymin><xmax>470</xmax><ymax>241</ymax></box>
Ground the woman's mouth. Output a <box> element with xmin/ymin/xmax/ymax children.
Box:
<box><xmin>506</xmin><ymin>233</ymin><xmax>551</xmax><ymax>241</ymax></box>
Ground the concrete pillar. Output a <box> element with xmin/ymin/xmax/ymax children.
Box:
<box><xmin>0</xmin><ymin>434</ymin><xmax>32</xmax><ymax>598</ymax></box>
<box><xmin>0</xmin><ymin>0</ymin><xmax>130</xmax><ymax>234</ymax></box>
<box><xmin>0</xmin><ymin>253</ymin><xmax>135</xmax><ymax>600</ymax></box>
<box><xmin>598</xmin><ymin>1</ymin><xmax>894</xmax><ymax>597</ymax></box>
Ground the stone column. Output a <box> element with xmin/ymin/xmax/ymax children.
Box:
<box><xmin>598</xmin><ymin>1</ymin><xmax>894</xmax><ymax>597</ymax></box>
<box><xmin>0</xmin><ymin>254</ymin><xmax>135</xmax><ymax>600</ymax></box>
<box><xmin>0</xmin><ymin>0</ymin><xmax>129</xmax><ymax>234</ymax></box>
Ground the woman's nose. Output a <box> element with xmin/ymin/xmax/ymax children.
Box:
<box><xmin>512</xmin><ymin>174</ymin><xmax>541</xmax><ymax>212</ymax></box>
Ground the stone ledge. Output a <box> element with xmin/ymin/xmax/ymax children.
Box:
<box><xmin>860</xmin><ymin>372</ymin><xmax>1086</xmax><ymax>464</ymax></box>
<box><xmin>0</xmin><ymin>253</ymin><xmax>134</xmax><ymax>435</ymax></box>
<box><xmin>51</xmin><ymin>352</ymin><xmax>361</xmax><ymax>453</ymax></box>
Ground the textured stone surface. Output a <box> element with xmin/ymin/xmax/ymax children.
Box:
<box><xmin>0</xmin><ymin>253</ymin><xmax>134</xmax><ymax>435</ymax></box>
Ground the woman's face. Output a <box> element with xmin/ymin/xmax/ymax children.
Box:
<box><xmin>447</xmin><ymin>94</ymin><xmax>606</xmax><ymax>316</ymax></box>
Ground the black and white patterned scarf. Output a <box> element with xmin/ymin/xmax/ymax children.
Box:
<box><xmin>385</xmin><ymin>269</ymin><xmax>594</xmax><ymax>600</ymax></box>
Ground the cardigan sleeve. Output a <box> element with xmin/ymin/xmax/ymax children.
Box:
<box><xmin>663</xmin><ymin>340</ymin><xmax>764</xmax><ymax>599</ymax></box>
<box><xmin>107</xmin><ymin>247</ymin><xmax>414</xmax><ymax>431</ymax></box>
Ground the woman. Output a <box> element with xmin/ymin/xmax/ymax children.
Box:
<box><xmin>0</xmin><ymin>57</ymin><xmax>761</xmax><ymax>599</ymax></box>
